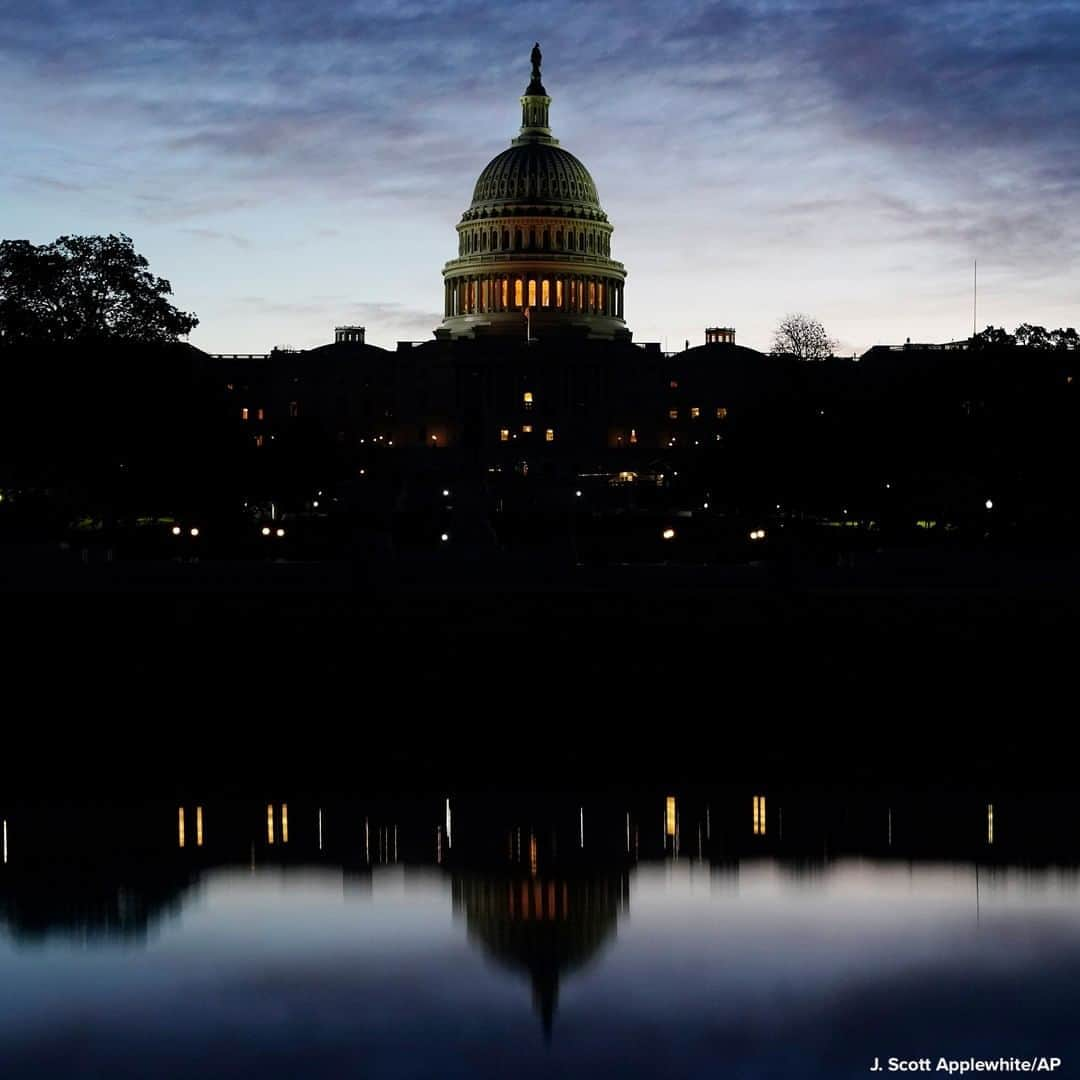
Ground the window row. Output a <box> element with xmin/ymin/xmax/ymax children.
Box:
<box><xmin>446</xmin><ymin>275</ymin><xmax>624</xmax><ymax>318</ymax></box>
<box><xmin>666</xmin><ymin>407</ymin><xmax>729</xmax><ymax>420</ymax></box>
<box><xmin>458</xmin><ymin>225</ymin><xmax>610</xmax><ymax>257</ymax></box>
<box><xmin>500</xmin><ymin>427</ymin><xmax>555</xmax><ymax>442</ymax></box>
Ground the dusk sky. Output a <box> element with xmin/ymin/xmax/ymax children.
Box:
<box><xmin>2</xmin><ymin>0</ymin><xmax>1077</xmax><ymax>354</ymax></box>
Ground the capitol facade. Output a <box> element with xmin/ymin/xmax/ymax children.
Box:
<box><xmin>438</xmin><ymin>45</ymin><xmax>629</xmax><ymax>341</ymax></box>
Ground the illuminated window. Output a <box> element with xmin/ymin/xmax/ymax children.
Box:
<box><xmin>690</xmin><ymin>407</ymin><xmax>700</xmax><ymax>419</ymax></box>
<box><xmin>255</xmin><ymin>434</ymin><xmax>265</xmax><ymax>447</ymax></box>
<box><xmin>528</xmin><ymin>279</ymin><xmax>537</xmax><ymax>307</ymax></box>
<box><xmin>523</xmin><ymin>391</ymin><xmax>533</xmax><ymax>409</ymax></box>
<box><xmin>666</xmin><ymin>796</ymin><xmax>676</xmax><ymax>838</ymax></box>
<box><xmin>541</xmin><ymin>280</ymin><xmax>550</xmax><ymax>307</ymax></box>
<box><xmin>570</xmin><ymin>280</ymin><xmax>576</xmax><ymax>309</ymax></box>
<box><xmin>598</xmin><ymin>282</ymin><xmax>604</xmax><ymax>309</ymax></box>
<box><xmin>668</xmin><ymin>408</ymin><xmax>678</xmax><ymax>420</ymax></box>
<box><xmin>241</xmin><ymin>407</ymin><xmax>249</xmax><ymax>421</ymax></box>
<box><xmin>502</xmin><ymin>278</ymin><xmax>509</xmax><ymax>307</ymax></box>
<box><xmin>289</xmin><ymin>401</ymin><xmax>299</xmax><ymax>418</ymax></box>
<box><xmin>225</xmin><ymin>382</ymin><xmax>234</xmax><ymax>391</ymax></box>
<box><xmin>670</xmin><ymin>380</ymin><xmax>679</xmax><ymax>389</ymax></box>
<box><xmin>522</xmin><ymin>424</ymin><xmax>533</xmax><ymax>434</ymax></box>
<box><xmin>630</xmin><ymin>428</ymin><xmax>638</xmax><ymax>444</ymax></box>
<box><xmin>556</xmin><ymin>280</ymin><xmax>563</xmax><ymax>307</ymax></box>
<box><xmin>257</xmin><ymin>407</ymin><xmax>265</xmax><ymax>421</ymax></box>
<box><xmin>545</xmin><ymin>428</ymin><xmax>555</xmax><ymax>442</ymax></box>
<box><xmin>716</xmin><ymin>407</ymin><xmax>728</xmax><ymax>419</ymax></box>
<box><xmin>588</xmin><ymin>282</ymin><xmax>596</xmax><ymax>310</ymax></box>
<box><xmin>753</xmin><ymin>795</ymin><xmax>766</xmax><ymax>836</ymax></box>
<box><xmin>514</xmin><ymin>279</ymin><xmax>523</xmax><ymax>307</ymax></box>
<box><xmin>500</xmin><ymin>428</ymin><xmax>510</xmax><ymax>442</ymax></box>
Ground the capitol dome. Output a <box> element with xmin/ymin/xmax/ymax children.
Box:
<box><xmin>438</xmin><ymin>45</ymin><xmax>629</xmax><ymax>341</ymax></box>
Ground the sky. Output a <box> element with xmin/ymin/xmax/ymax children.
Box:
<box><xmin>1</xmin><ymin>0</ymin><xmax>1078</xmax><ymax>355</ymax></box>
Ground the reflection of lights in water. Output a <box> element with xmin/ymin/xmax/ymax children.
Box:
<box><xmin>318</xmin><ymin>809</ymin><xmax>323</xmax><ymax>852</ymax></box>
<box><xmin>666</xmin><ymin>797</ymin><xmax>676</xmax><ymax>838</ymax></box>
<box><xmin>282</xmin><ymin>804</ymin><xmax>288</xmax><ymax>844</ymax></box>
<box><xmin>267</xmin><ymin>804</ymin><xmax>274</xmax><ymax>845</ymax></box>
<box><xmin>753</xmin><ymin>795</ymin><xmax>767</xmax><ymax>836</ymax></box>
<box><xmin>988</xmin><ymin>804</ymin><xmax>994</xmax><ymax>845</ymax></box>
<box><xmin>178</xmin><ymin>808</ymin><xmax>185</xmax><ymax>849</ymax></box>
<box><xmin>196</xmin><ymin>806</ymin><xmax>203</xmax><ymax>847</ymax></box>
<box><xmin>446</xmin><ymin>798</ymin><xmax>452</xmax><ymax>849</ymax></box>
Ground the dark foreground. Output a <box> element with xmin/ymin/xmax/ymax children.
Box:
<box><xmin>4</xmin><ymin>547</ymin><xmax>1077</xmax><ymax>787</ymax></box>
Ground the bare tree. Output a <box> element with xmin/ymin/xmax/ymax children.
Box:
<box><xmin>770</xmin><ymin>313</ymin><xmax>835</xmax><ymax>361</ymax></box>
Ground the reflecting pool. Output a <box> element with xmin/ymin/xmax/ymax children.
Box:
<box><xmin>1</xmin><ymin>792</ymin><xmax>1076</xmax><ymax>1078</ymax></box>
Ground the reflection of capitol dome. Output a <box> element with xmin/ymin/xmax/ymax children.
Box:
<box><xmin>453</xmin><ymin>871</ymin><xmax>629</xmax><ymax>1038</ymax></box>
<box><xmin>438</xmin><ymin>44</ymin><xmax>629</xmax><ymax>341</ymax></box>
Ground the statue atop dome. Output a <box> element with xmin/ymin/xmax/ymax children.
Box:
<box><xmin>526</xmin><ymin>42</ymin><xmax>546</xmax><ymax>96</ymax></box>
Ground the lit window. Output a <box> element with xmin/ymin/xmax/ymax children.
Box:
<box><xmin>545</xmin><ymin>428</ymin><xmax>554</xmax><ymax>442</ymax></box>
<box><xmin>257</xmin><ymin>408</ymin><xmax>265</xmax><ymax>421</ymax></box>
<box><xmin>588</xmin><ymin>282</ymin><xmax>596</xmax><ymax>310</ymax></box>
<box><xmin>289</xmin><ymin>401</ymin><xmax>299</xmax><ymax>418</ymax></box>
<box><xmin>528</xmin><ymin>280</ymin><xmax>537</xmax><ymax>307</ymax></box>
<box><xmin>523</xmin><ymin>391</ymin><xmax>533</xmax><ymax>409</ymax></box>
<box><xmin>522</xmin><ymin>424</ymin><xmax>533</xmax><ymax>434</ymax></box>
<box><xmin>502</xmin><ymin>279</ymin><xmax>509</xmax><ymax>307</ymax></box>
<box><xmin>225</xmin><ymin>383</ymin><xmax>234</xmax><ymax>391</ymax></box>
<box><xmin>690</xmin><ymin>407</ymin><xmax>700</xmax><ymax>419</ymax></box>
<box><xmin>668</xmin><ymin>408</ymin><xmax>678</xmax><ymax>420</ymax></box>
<box><xmin>241</xmin><ymin>407</ymin><xmax>249</xmax><ymax>421</ymax></box>
<box><xmin>716</xmin><ymin>407</ymin><xmax>728</xmax><ymax>419</ymax></box>
<box><xmin>630</xmin><ymin>429</ymin><xmax>638</xmax><ymax>444</ymax></box>
<box><xmin>597</xmin><ymin>282</ymin><xmax>604</xmax><ymax>309</ymax></box>
<box><xmin>670</xmin><ymin>380</ymin><xmax>678</xmax><ymax>390</ymax></box>
<box><xmin>255</xmin><ymin>434</ymin><xmax>265</xmax><ymax>447</ymax></box>
<box><xmin>541</xmin><ymin>280</ymin><xmax>550</xmax><ymax>307</ymax></box>
<box><xmin>556</xmin><ymin>280</ymin><xmax>563</xmax><ymax>307</ymax></box>
<box><xmin>514</xmin><ymin>279</ymin><xmax>523</xmax><ymax>307</ymax></box>
<box><xmin>500</xmin><ymin>428</ymin><xmax>510</xmax><ymax>442</ymax></box>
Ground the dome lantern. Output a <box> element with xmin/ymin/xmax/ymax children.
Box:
<box><xmin>437</xmin><ymin>45</ymin><xmax>630</xmax><ymax>342</ymax></box>
<box><xmin>516</xmin><ymin>42</ymin><xmax>555</xmax><ymax>146</ymax></box>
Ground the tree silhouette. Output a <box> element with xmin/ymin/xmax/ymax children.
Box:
<box><xmin>770</xmin><ymin>312</ymin><xmax>835</xmax><ymax>361</ymax></box>
<box><xmin>0</xmin><ymin>233</ymin><xmax>197</xmax><ymax>346</ymax></box>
